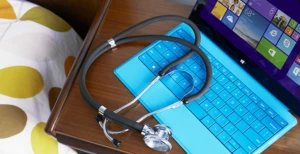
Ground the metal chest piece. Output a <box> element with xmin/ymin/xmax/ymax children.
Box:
<box><xmin>143</xmin><ymin>124</ymin><xmax>172</xmax><ymax>152</ymax></box>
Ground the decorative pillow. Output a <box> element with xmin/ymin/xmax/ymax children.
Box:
<box><xmin>0</xmin><ymin>0</ymin><xmax>82</xmax><ymax>154</ymax></box>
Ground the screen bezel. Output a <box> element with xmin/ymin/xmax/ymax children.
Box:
<box><xmin>189</xmin><ymin>0</ymin><xmax>300</xmax><ymax>116</ymax></box>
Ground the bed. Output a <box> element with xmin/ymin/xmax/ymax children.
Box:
<box><xmin>0</xmin><ymin>0</ymin><xmax>100</xmax><ymax>153</ymax></box>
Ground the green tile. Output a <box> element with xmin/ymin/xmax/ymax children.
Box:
<box><xmin>256</xmin><ymin>38</ymin><xmax>288</xmax><ymax>69</ymax></box>
<box><xmin>289</xmin><ymin>19</ymin><xmax>298</xmax><ymax>29</ymax></box>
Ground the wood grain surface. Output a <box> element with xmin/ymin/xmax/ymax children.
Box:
<box><xmin>47</xmin><ymin>0</ymin><xmax>300</xmax><ymax>153</ymax></box>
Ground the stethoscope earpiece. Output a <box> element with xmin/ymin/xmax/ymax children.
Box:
<box><xmin>143</xmin><ymin>124</ymin><xmax>172</xmax><ymax>152</ymax></box>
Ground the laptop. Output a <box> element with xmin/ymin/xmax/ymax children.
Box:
<box><xmin>114</xmin><ymin>0</ymin><xmax>300</xmax><ymax>153</ymax></box>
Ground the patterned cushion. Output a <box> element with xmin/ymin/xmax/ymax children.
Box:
<box><xmin>0</xmin><ymin>0</ymin><xmax>82</xmax><ymax>154</ymax></box>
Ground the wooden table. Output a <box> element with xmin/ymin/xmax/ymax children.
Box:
<box><xmin>46</xmin><ymin>0</ymin><xmax>300</xmax><ymax>153</ymax></box>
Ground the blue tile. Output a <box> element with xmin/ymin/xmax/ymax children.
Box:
<box><xmin>287</xmin><ymin>62</ymin><xmax>300</xmax><ymax>86</ymax></box>
<box><xmin>264</xmin><ymin>24</ymin><xmax>283</xmax><ymax>45</ymax></box>
<box><xmin>221</xmin><ymin>10</ymin><xmax>239</xmax><ymax>29</ymax></box>
<box><xmin>277</xmin><ymin>34</ymin><xmax>296</xmax><ymax>55</ymax></box>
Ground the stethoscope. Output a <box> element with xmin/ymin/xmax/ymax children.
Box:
<box><xmin>79</xmin><ymin>15</ymin><xmax>212</xmax><ymax>152</ymax></box>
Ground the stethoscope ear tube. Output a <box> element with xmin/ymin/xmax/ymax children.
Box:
<box><xmin>104</xmin><ymin>109</ymin><xmax>144</xmax><ymax>133</ymax></box>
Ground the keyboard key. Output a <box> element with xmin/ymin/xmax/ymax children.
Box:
<box><xmin>169</xmin><ymin>43</ymin><xmax>181</xmax><ymax>54</ymax></box>
<box><xmin>186</xmin><ymin>102</ymin><xmax>207</xmax><ymax>120</ymax></box>
<box><xmin>192</xmin><ymin>76</ymin><xmax>202</xmax><ymax>87</ymax></box>
<box><xmin>211</xmin><ymin>78</ymin><xmax>217</xmax><ymax>85</ymax></box>
<box><xmin>176</xmin><ymin>64</ymin><xmax>188</xmax><ymax>71</ymax></box>
<box><xmin>225</xmin><ymin>142</ymin><xmax>235</xmax><ymax>152</ymax></box>
<box><xmin>206</xmin><ymin>54</ymin><xmax>215</xmax><ymax>62</ymax></box>
<box><xmin>178</xmin><ymin>78</ymin><xmax>192</xmax><ymax>89</ymax></box>
<box><xmin>224</xmin><ymin>82</ymin><xmax>236</xmax><ymax>93</ymax></box>
<box><xmin>266</xmin><ymin>108</ymin><xmax>277</xmax><ymax>118</ymax></box>
<box><xmin>185</xmin><ymin>35</ymin><xmax>195</xmax><ymax>43</ymax></box>
<box><xmin>168</xmin><ymin>56</ymin><xmax>177</xmax><ymax>63</ymax></box>
<box><xmin>157</xmin><ymin>58</ymin><xmax>169</xmax><ymax>68</ymax></box>
<box><xmin>254</xmin><ymin>109</ymin><xmax>267</xmax><ymax>120</ymax></box>
<box><xmin>212</xmin><ymin>60</ymin><xmax>222</xmax><ymax>69</ymax></box>
<box><xmin>231</xmin><ymin>88</ymin><xmax>244</xmax><ymax>99</ymax></box>
<box><xmin>235</xmin><ymin>105</ymin><xmax>248</xmax><ymax>117</ymax></box>
<box><xmin>184</xmin><ymin>68</ymin><xmax>195</xmax><ymax>77</ymax></box>
<box><xmin>247</xmin><ymin>103</ymin><xmax>259</xmax><ymax>114</ymax></box>
<box><xmin>155</xmin><ymin>43</ymin><xmax>168</xmax><ymax>53</ymax></box>
<box><xmin>197</xmin><ymin>70</ymin><xmax>206</xmax><ymax>80</ymax></box>
<box><xmin>190</xmin><ymin>63</ymin><xmax>201</xmax><ymax>73</ymax></box>
<box><xmin>217</xmin><ymin>75</ymin><xmax>229</xmax><ymax>85</ymax></box>
<box><xmin>243</xmin><ymin>112</ymin><xmax>256</xmax><ymax>124</ymax></box>
<box><xmin>208</xmin><ymin>108</ymin><xmax>221</xmax><ymax>119</ymax></box>
<box><xmin>161</xmin><ymin>76</ymin><xmax>186</xmax><ymax>99</ymax></box>
<box><xmin>259</xmin><ymin>128</ymin><xmax>273</xmax><ymax>140</ymax></box>
<box><xmin>212</xmin><ymin>69</ymin><xmax>222</xmax><ymax>78</ymax></box>
<box><xmin>249</xmin><ymin>94</ymin><xmax>261</xmax><ymax>103</ymax></box>
<box><xmin>196</xmin><ymin>96</ymin><xmax>206</xmax><ymax>104</ymax></box>
<box><xmin>219</xmin><ymin>66</ymin><xmax>230</xmax><ymax>75</ymax></box>
<box><xmin>147</xmin><ymin>62</ymin><xmax>161</xmax><ymax>73</ymax></box>
<box><xmin>234</xmin><ymin>80</ymin><xmax>245</xmax><ymax>89</ymax></box>
<box><xmin>201</xmin><ymin>116</ymin><xmax>215</xmax><ymax>127</ymax></box>
<box><xmin>274</xmin><ymin>116</ymin><xmax>287</xmax><ymax>127</ymax></box>
<box><xmin>228</xmin><ymin>112</ymin><xmax>241</xmax><ymax>125</ymax></box>
<box><xmin>241</xmin><ymin>87</ymin><xmax>252</xmax><ymax>96</ymax></box>
<box><xmin>212</xmin><ymin>98</ymin><xmax>225</xmax><ymax>109</ymax></box>
<box><xmin>201</xmin><ymin>100</ymin><xmax>214</xmax><ymax>112</ymax></box>
<box><xmin>211</xmin><ymin>83</ymin><xmax>224</xmax><ymax>94</ymax></box>
<box><xmin>227</xmin><ymin>97</ymin><xmax>240</xmax><ymax>109</ymax></box>
<box><xmin>232</xmin><ymin>131</ymin><xmax>257</xmax><ymax>153</ymax></box>
<box><xmin>227</xmin><ymin>73</ymin><xmax>237</xmax><ymax>82</ymax></box>
<box><xmin>162</xmin><ymin>40</ymin><xmax>174</xmax><ymax>47</ymax></box>
<box><xmin>230</xmin><ymin>139</ymin><xmax>240</xmax><ymax>149</ymax></box>
<box><xmin>257</xmin><ymin>101</ymin><xmax>269</xmax><ymax>110</ymax></box>
<box><xmin>147</xmin><ymin>48</ymin><xmax>163</xmax><ymax>61</ymax></box>
<box><xmin>171</xmin><ymin>32</ymin><xmax>183</xmax><ymax>39</ymax></box>
<box><xmin>216</xmin><ymin>115</ymin><xmax>229</xmax><ymax>127</ymax></box>
<box><xmin>245</xmin><ymin>128</ymin><xmax>265</xmax><ymax>147</ymax></box>
<box><xmin>262</xmin><ymin>116</ymin><xmax>281</xmax><ymax>134</ymax></box>
<box><xmin>219</xmin><ymin>90</ymin><xmax>231</xmax><ymax>101</ymax></box>
<box><xmin>177</xmin><ymin>29</ymin><xmax>189</xmax><ymax>37</ymax></box>
<box><xmin>170</xmin><ymin>72</ymin><xmax>184</xmax><ymax>82</ymax></box>
<box><xmin>209</xmin><ymin>123</ymin><xmax>223</xmax><ymax>136</ymax></box>
<box><xmin>173</xmin><ymin>49</ymin><xmax>185</xmax><ymax>58</ymax></box>
<box><xmin>236</xmin><ymin>120</ymin><xmax>249</xmax><ymax>132</ymax></box>
<box><xmin>204</xmin><ymin>90</ymin><xmax>217</xmax><ymax>102</ymax></box>
<box><xmin>220</xmin><ymin>105</ymin><xmax>233</xmax><ymax>117</ymax></box>
<box><xmin>224</xmin><ymin>123</ymin><xmax>238</xmax><ymax>135</ymax></box>
<box><xmin>251</xmin><ymin>120</ymin><xmax>265</xmax><ymax>132</ymax></box>
<box><xmin>180</xmin><ymin>44</ymin><xmax>190</xmax><ymax>52</ymax></box>
<box><xmin>162</xmin><ymin>50</ymin><xmax>175</xmax><ymax>59</ymax></box>
<box><xmin>217</xmin><ymin>131</ymin><xmax>231</xmax><ymax>144</ymax></box>
<box><xmin>183</xmin><ymin>58</ymin><xmax>195</xmax><ymax>66</ymax></box>
<box><xmin>239</xmin><ymin>95</ymin><xmax>252</xmax><ymax>107</ymax></box>
<box><xmin>233</xmin><ymin>148</ymin><xmax>247</xmax><ymax>154</ymax></box>
<box><xmin>139</xmin><ymin>53</ymin><xmax>153</xmax><ymax>65</ymax></box>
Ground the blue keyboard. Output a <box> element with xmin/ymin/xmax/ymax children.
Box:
<box><xmin>137</xmin><ymin>28</ymin><xmax>288</xmax><ymax>154</ymax></box>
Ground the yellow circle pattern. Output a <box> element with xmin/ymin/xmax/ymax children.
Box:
<box><xmin>31</xmin><ymin>122</ymin><xmax>58</xmax><ymax>154</ymax></box>
<box><xmin>0</xmin><ymin>66</ymin><xmax>44</xmax><ymax>98</ymax></box>
<box><xmin>20</xmin><ymin>7</ymin><xmax>71</xmax><ymax>32</ymax></box>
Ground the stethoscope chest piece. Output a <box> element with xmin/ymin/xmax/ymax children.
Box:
<box><xmin>143</xmin><ymin>124</ymin><xmax>172</xmax><ymax>152</ymax></box>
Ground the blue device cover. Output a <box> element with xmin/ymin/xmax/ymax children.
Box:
<box><xmin>114</xmin><ymin>23</ymin><xmax>297</xmax><ymax>154</ymax></box>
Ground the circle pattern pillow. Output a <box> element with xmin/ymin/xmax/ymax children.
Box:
<box><xmin>0</xmin><ymin>0</ymin><xmax>82</xmax><ymax>154</ymax></box>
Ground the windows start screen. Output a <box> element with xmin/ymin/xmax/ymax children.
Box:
<box><xmin>211</xmin><ymin>0</ymin><xmax>300</xmax><ymax>86</ymax></box>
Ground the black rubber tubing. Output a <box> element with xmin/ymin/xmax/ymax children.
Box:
<box><xmin>79</xmin><ymin>15</ymin><xmax>212</xmax><ymax>133</ymax></box>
